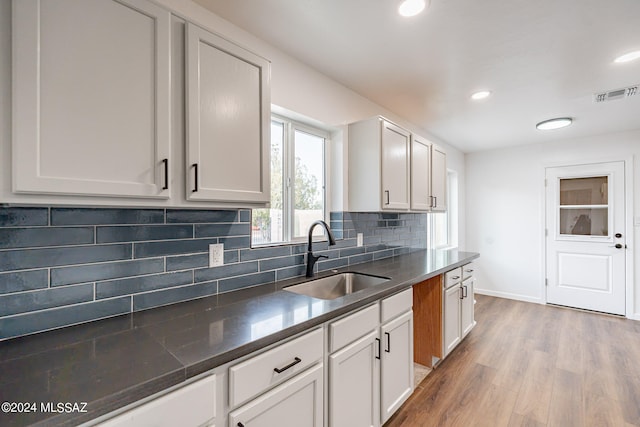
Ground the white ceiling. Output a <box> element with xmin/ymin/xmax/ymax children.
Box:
<box><xmin>195</xmin><ymin>0</ymin><xmax>640</xmax><ymax>153</ymax></box>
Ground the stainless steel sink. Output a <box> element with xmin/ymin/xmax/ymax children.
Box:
<box><xmin>284</xmin><ymin>272</ymin><xmax>390</xmax><ymax>300</ymax></box>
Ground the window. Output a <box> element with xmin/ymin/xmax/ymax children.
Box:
<box><xmin>430</xmin><ymin>169</ymin><xmax>458</xmax><ymax>249</ymax></box>
<box><xmin>252</xmin><ymin>116</ymin><xmax>328</xmax><ymax>246</ymax></box>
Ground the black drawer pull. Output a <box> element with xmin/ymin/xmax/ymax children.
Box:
<box><xmin>385</xmin><ymin>332</ymin><xmax>391</xmax><ymax>353</ymax></box>
<box><xmin>274</xmin><ymin>357</ymin><xmax>302</xmax><ymax>373</ymax></box>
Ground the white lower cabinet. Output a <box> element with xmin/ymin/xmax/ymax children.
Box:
<box><xmin>96</xmin><ymin>374</ymin><xmax>216</xmax><ymax>427</ymax></box>
<box><xmin>380</xmin><ymin>310</ymin><xmax>414</xmax><ymax>424</ymax></box>
<box><xmin>229</xmin><ymin>364</ymin><xmax>323</xmax><ymax>427</ymax></box>
<box><xmin>94</xmin><ymin>290</ymin><xmax>415</xmax><ymax>427</ymax></box>
<box><xmin>443</xmin><ymin>263</ymin><xmax>476</xmax><ymax>358</ymax></box>
<box><xmin>443</xmin><ymin>282</ymin><xmax>462</xmax><ymax>357</ymax></box>
<box><xmin>461</xmin><ymin>277</ymin><xmax>475</xmax><ymax>337</ymax></box>
<box><xmin>329</xmin><ymin>288</ymin><xmax>414</xmax><ymax>427</ymax></box>
<box><xmin>329</xmin><ymin>330</ymin><xmax>380</xmax><ymax>427</ymax></box>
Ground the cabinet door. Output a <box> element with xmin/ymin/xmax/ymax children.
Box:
<box><xmin>329</xmin><ymin>331</ymin><xmax>380</xmax><ymax>427</ymax></box>
<box><xmin>380</xmin><ymin>120</ymin><xmax>410</xmax><ymax>210</ymax></box>
<box><xmin>12</xmin><ymin>0</ymin><xmax>171</xmax><ymax>198</ymax></box>
<box><xmin>380</xmin><ymin>311</ymin><xmax>414</xmax><ymax>424</ymax></box>
<box><xmin>461</xmin><ymin>277</ymin><xmax>475</xmax><ymax>337</ymax></box>
<box><xmin>229</xmin><ymin>364</ymin><xmax>323</xmax><ymax>427</ymax></box>
<box><xmin>431</xmin><ymin>145</ymin><xmax>447</xmax><ymax>211</ymax></box>
<box><xmin>443</xmin><ymin>284</ymin><xmax>461</xmax><ymax>357</ymax></box>
<box><xmin>186</xmin><ymin>23</ymin><xmax>270</xmax><ymax>204</ymax></box>
<box><xmin>410</xmin><ymin>135</ymin><xmax>431</xmax><ymax>211</ymax></box>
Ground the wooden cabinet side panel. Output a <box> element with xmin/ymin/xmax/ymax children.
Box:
<box><xmin>412</xmin><ymin>275</ymin><xmax>442</xmax><ymax>367</ymax></box>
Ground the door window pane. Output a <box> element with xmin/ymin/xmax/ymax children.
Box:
<box><xmin>558</xmin><ymin>175</ymin><xmax>609</xmax><ymax>237</ymax></box>
<box><xmin>559</xmin><ymin>208</ymin><xmax>608</xmax><ymax>236</ymax></box>
<box><xmin>293</xmin><ymin>130</ymin><xmax>325</xmax><ymax>239</ymax></box>
<box><xmin>560</xmin><ymin>176</ymin><xmax>608</xmax><ymax>205</ymax></box>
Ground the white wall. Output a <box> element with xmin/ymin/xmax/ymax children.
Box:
<box><xmin>466</xmin><ymin>129</ymin><xmax>640</xmax><ymax>318</ymax></box>
<box><xmin>0</xmin><ymin>0</ymin><xmax>465</xmax><ymax>243</ymax></box>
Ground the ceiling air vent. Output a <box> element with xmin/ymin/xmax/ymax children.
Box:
<box><xmin>594</xmin><ymin>85</ymin><xmax>639</xmax><ymax>102</ymax></box>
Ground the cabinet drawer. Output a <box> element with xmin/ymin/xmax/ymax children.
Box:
<box><xmin>381</xmin><ymin>288</ymin><xmax>413</xmax><ymax>323</ymax></box>
<box><xmin>329</xmin><ymin>304</ymin><xmax>379</xmax><ymax>353</ymax></box>
<box><xmin>229</xmin><ymin>328</ymin><xmax>323</xmax><ymax>408</ymax></box>
<box><xmin>98</xmin><ymin>374</ymin><xmax>215</xmax><ymax>427</ymax></box>
<box><xmin>462</xmin><ymin>262</ymin><xmax>476</xmax><ymax>279</ymax></box>
<box><xmin>444</xmin><ymin>268</ymin><xmax>463</xmax><ymax>288</ymax></box>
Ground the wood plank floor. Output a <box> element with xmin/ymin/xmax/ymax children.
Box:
<box><xmin>386</xmin><ymin>295</ymin><xmax>640</xmax><ymax>427</ymax></box>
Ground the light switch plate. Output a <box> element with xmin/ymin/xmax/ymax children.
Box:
<box><xmin>356</xmin><ymin>233</ymin><xmax>363</xmax><ymax>247</ymax></box>
<box><xmin>209</xmin><ymin>243</ymin><xmax>224</xmax><ymax>267</ymax></box>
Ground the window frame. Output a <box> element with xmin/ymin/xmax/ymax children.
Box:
<box><xmin>253</xmin><ymin>114</ymin><xmax>330</xmax><ymax>247</ymax></box>
<box><xmin>429</xmin><ymin>169</ymin><xmax>458</xmax><ymax>249</ymax></box>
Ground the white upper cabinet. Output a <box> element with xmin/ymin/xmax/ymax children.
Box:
<box><xmin>185</xmin><ymin>23</ymin><xmax>270</xmax><ymax>204</ymax></box>
<box><xmin>410</xmin><ymin>135</ymin><xmax>431</xmax><ymax>211</ymax></box>
<box><xmin>348</xmin><ymin>117</ymin><xmax>410</xmax><ymax>211</ymax></box>
<box><xmin>12</xmin><ymin>0</ymin><xmax>171</xmax><ymax>199</ymax></box>
<box><xmin>430</xmin><ymin>144</ymin><xmax>447</xmax><ymax>212</ymax></box>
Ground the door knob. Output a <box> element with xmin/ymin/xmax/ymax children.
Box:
<box><xmin>615</xmin><ymin>233</ymin><xmax>622</xmax><ymax>238</ymax></box>
<box><xmin>609</xmin><ymin>243</ymin><xmax>623</xmax><ymax>249</ymax></box>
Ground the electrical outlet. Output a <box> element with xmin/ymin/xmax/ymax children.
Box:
<box><xmin>209</xmin><ymin>243</ymin><xmax>224</xmax><ymax>267</ymax></box>
<box><xmin>357</xmin><ymin>233</ymin><xmax>363</xmax><ymax>247</ymax></box>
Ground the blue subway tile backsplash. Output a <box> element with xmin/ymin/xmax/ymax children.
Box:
<box><xmin>0</xmin><ymin>207</ymin><xmax>49</xmax><ymax>227</ymax></box>
<box><xmin>0</xmin><ymin>206</ymin><xmax>427</xmax><ymax>340</ymax></box>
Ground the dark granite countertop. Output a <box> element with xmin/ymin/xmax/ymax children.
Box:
<box><xmin>0</xmin><ymin>249</ymin><xmax>478</xmax><ymax>427</ymax></box>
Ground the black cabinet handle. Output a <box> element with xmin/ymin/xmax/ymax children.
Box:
<box><xmin>385</xmin><ymin>332</ymin><xmax>391</xmax><ymax>353</ymax></box>
<box><xmin>375</xmin><ymin>338</ymin><xmax>381</xmax><ymax>359</ymax></box>
<box><xmin>162</xmin><ymin>158</ymin><xmax>169</xmax><ymax>190</ymax></box>
<box><xmin>274</xmin><ymin>357</ymin><xmax>301</xmax><ymax>373</ymax></box>
<box><xmin>384</xmin><ymin>190</ymin><xmax>390</xmax><ymax>205</ymax></box>
<box><xmin>192</xmin><ymin>163</ymin><xmax>198</xmax><ymax>192</ymax></box>
<box><xmin>459</xmin><ymin>287</ymin><xmax>464</xmax><ymax>300</ymax></box>
<box><xmin>433</xmin><ymin>196</ymin><xmax>437</xmax><ymax>208</ymax></box>
<box><xmin>238</xmin><ymin>423</ymin><xmax>244</xmax><ymax>427</ymax></box>
<box><xmin>463</xmin><ymin>285</ymin><xmax>468</xmax><ymax>298</ymax></box>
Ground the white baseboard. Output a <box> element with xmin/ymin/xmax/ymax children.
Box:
<box><xmin>474</xmin><ymin>288</ymin><xmax>544</xmax><ymax>305</ymax></box>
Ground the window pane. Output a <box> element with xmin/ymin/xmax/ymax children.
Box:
<box><xmin>432</xmin><ymin>212</ymin><xmax>448</xmax><ymax>247</ymax></box>
<box><xmin>560</xmin><ymin>176</ymin><xmax>608</xmax><ymax>205</ymax></box>
<box><xmin>559</xmin><ymin>208</ymin><xmax>608</xmax><ymax>236</ymax></box>
<box><xmin>293</xmin><ymin>130</ymin><xmax>325</xmax><ymax>239</ymax></box>
<box><xmin>252</xmin><ymin>121</ymin><xmax>285</xmax><ymax>245</ymax></box>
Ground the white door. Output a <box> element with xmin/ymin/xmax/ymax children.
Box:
<box><xmin>381</xmin><ymin>120</ymin><xmax>410</xmax><ymax>210</ymax></box>
<box><xmin>329</xmin><ymin>331</ymin><xmax>380</xmax><ymax>427</ymax></box>
<box><xmin>229</xmin><ymin>364</ymin><xmax>323</xmax><ymax>427</ymax></box>
<box><xmin>380</xmin><ymin>311</ymin><xmax>414</xmax><ymax>424</ymax></box>
<box><xmin>545</xmin><ymin>161</ymin><xmax>626</xmax><ymax>315</ymax></box>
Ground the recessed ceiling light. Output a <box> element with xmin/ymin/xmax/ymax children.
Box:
<box><xmin>471</xmin><ymin>90</ymin><xmax>491</xmax><ymax>100</ymax></box>
<box><xmin>614</xmin><ymin>50</ymin><xmax>640</xmax><ymax>63</ymax></box>
<box><xmin>398</xmin><ymin>0</ymin><xmax>427</xmax><ymax>17</ymax></box>
<box><xmin>536</xmin><ymin>117</ymin><xmax>573</xmax><ymax>130</ymax></box>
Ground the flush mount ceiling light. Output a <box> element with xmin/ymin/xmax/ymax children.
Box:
<box><xmin>471</xmin><ymin>90</ymin><xmax>491</xmax><ymax>100</ymax></box>
<box><xmin>398</xmin><ymin>0</ymin><xmax>427</xmax><ymax>17</ymax></box>
<box><xmin>536</xmin><ymin>117</ymin><xmax>573</xmax><ymax>130</ymax></box>
<box><xmin>614</xmin><ymin>50</ymin><xmax>640</xmax><ymax>63</ymax></box>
